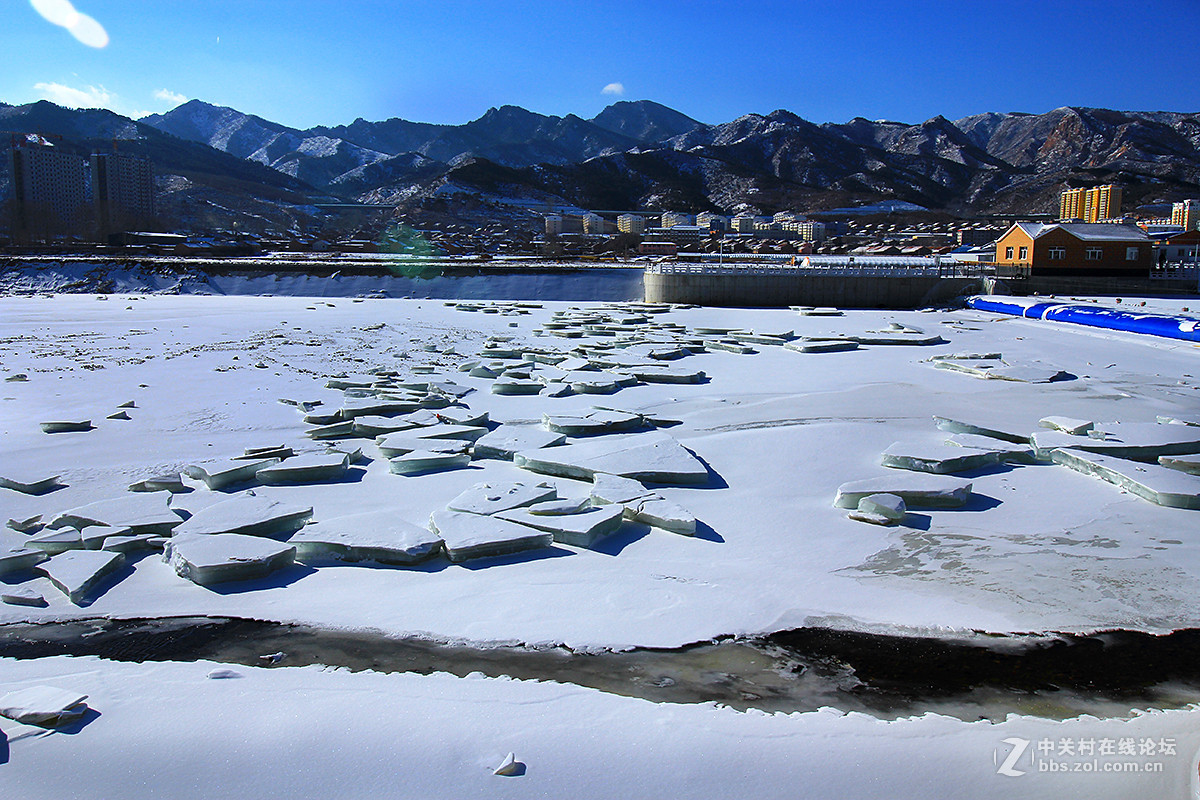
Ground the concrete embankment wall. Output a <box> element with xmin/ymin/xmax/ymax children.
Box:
<box><xmin>643</xmin><ymin>271</ymin><xmax>982</xmax><ymax>309</ymax></box>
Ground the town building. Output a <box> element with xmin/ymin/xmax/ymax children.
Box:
<box><xmin>8</xmin><ymin>138</ymin><xmax>90</xmax><ymax>239</ymax></box>
<box><xmin>731</xmin><ymin>213</ymin><xmax>759</xmax><ymax>233</ymax></box>
<box><xmin>993</xmin><ymin>221</ymin><xmax>1152</xmax><ymax>276</ymax></box>
<box><xmin>1171</xmin><ymin>200</ymin><xmax>1199</xmax><ymax>231</ymax></box>
<box><xmin>1152</xmin><ymin>229</ymin><xmax>1200</xmax><ymax>265</ymax></box>
<box><xmin>659</xmin><ymin>211</ymin><xmax>692</xmax><ymax>228</ymax></box>
<box><xmin>91</xmin><ymin>151</ymin><xmax>155</xmax><ymax>234</ymax></box>
<box><xmin>616</xmin><ymin>214</ymin><xmax>645</xmax><ymax>234</ymax></box>
<box><xmin>695</xmin><ymin>212</ymin><xmax>728</xmax><ymax>232</ymax></box>
<box><xmin>1059</xmin><ymin>184</ymin><xmax>1123</xmax><ymax>223</ymax></box>
<box><xmin>637</xmin><ymin>240</ymin><xmax>678</xmax><ymax>256</ymax></box>
<box><xmin>582</xmin><ymin>212</ymin><xmax>613</xmax><ymax>235</ymax></box>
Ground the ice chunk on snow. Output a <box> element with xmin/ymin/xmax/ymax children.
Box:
<box><xmin>387</xmin><ymin>451</ymin><xmax>471</xmax><ymax>475</ymax></box>
<box><xmin>543</xmin><ymin>410</ymin><xmax>645</xmax><ymax>436</ymax></box>
<box><xmin>49</xmin><ymin>493</ymin><xmax>182</xmax><ymax>535</ymax></box>
<box><xmin>625</xmin><ymin>365</ymin><xmax>707</xmax><ymax>384</ymax></box>
<box><xmin>1051</xmin><ymin>449</ymin><xmax>1200</xmax><ymax>510</ymax></box>
<box><xmin>0</xmin><ymin>547</ymin><xmax>49</xmax><ymax>576</ymax></box>
<box><xmin>172</xmin><ymin>494</ymin><xmax>312</xmax><ymax>538</ymax></box>
<box><xmin>128</xmin><ymin>472</ymin><xmax>187</xmax><ymax>493</ymax></box>
<box><xmin>165</xmin><ymin>533</ymin><xmax>296</xmax><ymax>586</ymax></box>
<box><xmin>39</xmin><ymin>420</ymin><xmax>92</xmax><ymax>433</ymax></box>
<box><xmin>515</xmin><ymin>432</ymin><xmax>708</xmax><ymax>485</ymax></box>
<box><xmin>628</xmin><ymin>496</ymin><xmax>696</xmax><ymax>535</ymax></box>
<box><xmin>0</xmin><ymin>686</ymin><xmax>88</xmax><ymax>726</ymax></box>
<box><xmin>102</xmin><ymin>533</ymin><xmax>165</xmax><ymax>554</ymax></box>
<box><xmin>932</xmin><ymin>415</ymin><xmax>1029</xmax><ymax>444</ymax></box>
<box><xmin>7</xmin><ymin>514</ymin><xmax>43</xmax><ymax>534</ymax></box>
<box><xmin>589</xmin><ymin>473</ymin><xmax>654</xmax><ymax>506</ymax></box>
<box><xmin>847</xmin><ymin>509</ymin><xmax>895</xmax><ymax>525</ymax></box>
<box><xmin>255</xmin><ymin>453</ymin><xmax>349</xmax><ymax>485</ymax></box>
<box><xmin>881</xmin><ymin>442</ymin><xmax>1001</xmax><ymax>474</ymax></box>
<box><xmin>428</xmin><ymin>510</ymin><xmax>553</xmax><ymax>562</ymax></box>
<box><xmin>184</xmin><ymin>458</ymin><xmax>280</xmax><ymax>490</ymax></box>
<box><xmin>1160</xmin><ymin>454</ymin><xmax>1200</xmax><ymax>475</ymax></box>
<box><xmin>36</xmin><ymin>550</ymin><xmax>125</xmax><ymax>604</ymax></box>
<box><xmin>291</xmin><ymin>511</ymin><xmax>442</xmax><ymax>565</ymax></box>
<box><xmin>28</xmin><ymin>528</ymin><xmax>88</xmax><ymax>554</ymax></box>
<box><xmin>471</xmin><ymin>426</ymin><xmax>565</xmax><ymax>461</ymax></box>
<box><xmin>376</xmin><ymin>432</ymin><xmax>470</xmax><ymax>459</ymax></box>
<box><xmin>490</xmin><ymin>379</ymin><xmax>543</xmax><ymax>395</ymax></box>
<box><xmin>942</xmin><ymin>434</ymin><xmax>1036</xmax><ymax>464</ymax></box>
<box><xmin>784</xmin><ymin>339</ymin><xmax>859</xmax><ymax>353</ymax></box>
<box><xmin>526</xmin><ymin>497</ymin><xmax>591</xmax><ymax>516</ymax></box>
<box><xmin>834</xmin><ymin>475</ymin><xmax>973</xmax><ymax>509</ymax></box>
<box><xmin>2</xmin><ymin>587</ymin><xmax>48</xmax><ymax>607</ymax></box>
<box><xmin>495</xmin><ymin>504</ymin><xmax>624</xmax><ymax>548</ymax></box>
<box><xmin>1038</xmin><ymin>416</ymin><xmax>1095</xmax><ymax>435</ymax></box>
<box><xmin>447</xmin><ymin>482</ymin><xmax>558</xmax><ymax>516</ymax></box>
<box><xmin>493</xmin><ymin>752</ymin><xmax>522</xmax><ymax>776</ymax></box>
<box><xmin>1033</xmin><ymin>424</ymin><xmax>1200</xmax><ymax>461</ymax></box>
<box><xmin>856</xmin><ymin>493</ymin><xmax>906</xmax><ymax>520</ymax></box>
<box><xmin>0</xmin><ymin>470</ymin><xmax>62</xmax><ymax>495</ymax></box>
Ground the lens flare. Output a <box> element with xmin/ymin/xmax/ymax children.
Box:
<box><xmin>29</xmin><ymin>0</ymin><xmax>108</xmax><ymax>48</ymax></box>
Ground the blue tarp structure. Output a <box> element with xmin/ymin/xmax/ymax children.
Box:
<box><xmin>968</xmin><ymin>296</ymin><xmax>1200</xmax><ymax>343</ymax></box>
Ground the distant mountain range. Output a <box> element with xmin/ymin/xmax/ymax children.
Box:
<box><xmin>4</xmin><ymin>97</ymin><xmax>1200</xmax><ymax>232</ymax></box>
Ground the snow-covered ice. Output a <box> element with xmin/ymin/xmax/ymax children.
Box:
<box><xmin>164</xmin><ymin>533</ymin><xmax>296</xmax><ymax>586</ymax></box>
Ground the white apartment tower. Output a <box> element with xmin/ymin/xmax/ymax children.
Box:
<box><xmin>92</xmin><ymin>151</ymin><xmax>155</xmax><ymax>234</ymax></box>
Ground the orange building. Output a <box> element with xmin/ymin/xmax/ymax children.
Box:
<box><xmin>994</xmin><ymin>222</ymin><xmax>1152</xmax><ymax>276</ymax></box>
<box><xmin>1058</xmin><ymin>184</ymin><xmax>1122</xmax><ymax>223</ymax></box>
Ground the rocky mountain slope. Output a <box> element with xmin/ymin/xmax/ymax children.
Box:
<box><xmin>8</xmin><ymin>98</ymin><xmax>1200</xmax><ymax>228</ymax></box>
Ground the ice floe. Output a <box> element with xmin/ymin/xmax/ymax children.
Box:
<box><xmin>290</xmin><ymin>511</ymin><xmax>442</xmax><ymax>565</ymax></box>
<box><xmin>428</xmin><ymin>509</ymin><xmax>553</xmax><ymax>562</ymax></box>
<box><xmin>165</xmin><ymin>533</ymin><xmax>297</xmax><ymax>586</ymax></box>
<box><xmin>36</xmin><ymin>550</ymin><xmax>126</xmax><ymax>604</ymax></box>
<box><xmin>0</xmin><ymin>686</ymin><xmax>89</xmax><ymax>726</ymax></box>
<box><xmin>446</xmin><ymin>481</ymin><xmax>559</xmax><ymax>516</ymax></box>
<box><xmin>514</xmin><ymin>432</ymin><xmax>708</xmax><ymax>485</ymax></box>
<box><xmin>172</xmin><ymin>494</ymin><xmax>312</xmax><ymax>538</ymax></box>
<box><xmin>834</xmin><ymin>475</ymin><xmax>973</xmax><ymax>509</ymax></box>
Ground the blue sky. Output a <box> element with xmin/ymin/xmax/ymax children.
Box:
<box><xmin>3</xmin><ymin>0</ymin><xmax>1199</xmax><ymax>129</ymax></box>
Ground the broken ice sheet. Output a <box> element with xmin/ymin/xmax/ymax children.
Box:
<box><xmin>0</xmin><ymin>547</ymin><xmax>49</xmax><ymax>577</ymax></box>
<box><xmin>165</xmin><ymin>533</ymin><xmax>296</xmax><ymax>586</ymax></box>
<box><xmin>49</xmin><ymin>494</ymin><xmax>182</xmax><ymax>535</ymax></box>
<box><xmin>834</xmin><ymin>475</ymin><xmax>973</xmax><ymax>509</ymax></box>
<box><xmin>880</xmin><ymin>442</ymin><xmax>1001</xmax><ymax>474</ymax></box>
<box><xmin>387</xmin><ymin>451</ymin><xmax>471</xmax><ymax>476</ymax></box>
<box><xmin>36</xmin><ymin>550</ymin><xmax>126</xmax><ymax>604</ymax></box>
<box><xmin>290</xmin><ymin>511</ymin><xmax>442</xmax><ymax>565</ymax></box>
<box><xmin>184</xmin><ymin>458</ymin><xmax>281</xmax><ymax>490</ymax></box>
<box><xmin>447</xmin><ymin>481</ymin><xmax>559</xmax><ymax>516</ymax></box>
<box><xmin>429</xmin><ymin>509</ymin><xmax>554</xmax><ymax>562</ymax></box>
<box><xmin>1</xmin><ymin>587</ymin><xmax>48</xmax><ymax>607</ymax></box>
<box><xmin>496</xmin><ymin>504</ymin><xmax>625</xmax><ymax>548</ymax></box>
<box><xmin>0</xmin><ymin>470</ymin><xmax>63</xmax><ymax>495</ymax></box>
<box><xmin>255</xmin><ymin>453</ymin><xmax>349</xmax><ymax>485</ymax></box>
<box><xmin>0</xmin><ymin>686</ymin><xmax>89</xmax><ymax>727</ymax></box>
<box><xmin>471</xmin><ymin>426</ymin><xmax>566</xmax><ymax>461</ymax></box>
<box><xmin>172</xmin><ymin>493</ymin><xmax>312</xmax><ymax>538</ymax></box>
<box><xmin>515</xmin><ymin>432</ymin><xmax>709</xmax><ymax>485</ymax></box>
<box><xmin>1051</xmin><ymin>448</ymin><xmax>1200</xmax><ymax>510</ymax></box>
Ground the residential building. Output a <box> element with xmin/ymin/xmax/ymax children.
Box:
<box><xmin>617</xmin><ymin>214</ymin><xmax>645</xmax><ymax>234</ymax></box>
<box><xmin>660</xmin><ymin>211</ymin><xmax>692</xmax><ymax>228</ymax></box>
<box><xmin>545</xmin><ymin>214</ymin><xmax>564</xmax><ymax>236</ymax></box>
<box><xmin>582</xmin><ymin>212</ymin><xmax>612</xmax><ymax>235</ymax></box>
<box><xmin>1153</xmin><ymin>229</ymin><xmax>1200</xmax><ymax>265</ymax></box>
<box><xmin>993</xmin><ymin>222</ymin><xmax>1152</xmax><ymax>276</ymax></box>
<box><xmin>1171</xmin><ymin>200</ymin><xmax>1199</xmax><ymax>231</ymax></box>
<box><xmin>638</xmin><ymin>240</ymin><xmax>678</xmax><ymax>256</ymax></box>
<box><xmin>1059</xmin><ymin>184</ymin><xmax>1122</xmax><ymax>223</ymax></box>
<box><xmin>695</xmin><ymin>212</ymin><xmax>728</xmax><ymax>232</ymax></box>
<box><xmin>91</xmin><ymin>151</ymin><xmax>155</xmax><ymax>234</ymax></box>
<box><xmin>731</xmin><ymin>213</ymin><xmax>759</xmax><ymax>233</ymax></box>
<box><xmin>545</xmin><ymin>214</ymin><xmax>583</xmax><ymax>236</ymax></box>
<box><xmin>781</xmin><ymin>219</ymin><xmax>827</xmax><ymax>242</ymax></box>
<box><xmin>8</xmin><ymin>138</ymin><xmax>90</xmax><ymax>238</ymax></box>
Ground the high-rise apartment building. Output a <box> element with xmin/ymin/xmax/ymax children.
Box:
<box><xmin>1059</xmin><ymin>184</ymin><xmax>1122</xmax><ymax>223</ymax></box>
<box><xmin>617</xmin><ymin>214</ymin><xmax>645</xmax><ymax>234</ymax></box>
<box><xmin>8</xmin><ymin>139</ymin><xmax>90</xmax><ymax>238</ymax></box>
<box><xmin>1172</xmin><ymin>199</ymin><xmax>1198</xmax><ymax>231</ymax></box>
<box><xmin>91</xmin><ymin>151</ymin><xmax>155</xmax><ymax>233</ymax></box>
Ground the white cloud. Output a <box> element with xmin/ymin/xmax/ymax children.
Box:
<box><xmin>29</xmin><ymin>0</ymin><xmax>109</xmax><ymax>48</ymax></box>
<box><xmin>154</xmin><ymin>88</ymin><xmax>188</xmax><ymax>106</ymax></box>
<box><xmin>601</xmin><ymin>82</ymin><xmax>625</xmax><ymax>97</ymax></box>
<box><xmin>33</xmin><ymin>81</ymin><xmax>115</xmax><ymax>110</ymax></box>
